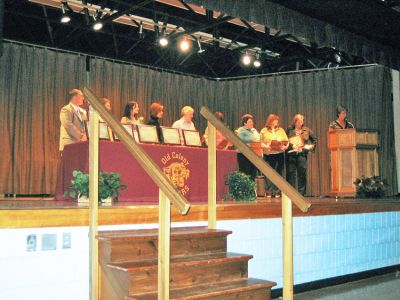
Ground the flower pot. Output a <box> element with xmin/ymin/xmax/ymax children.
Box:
<box><xmin>101</xmin><ymin>196</ymin><xmax>112</xmax><ymax>206</ymax></box>
<box><xmin>78</xmin><ymin>194</ymin><xmax>89</xmax><ymax>203</ymax></box>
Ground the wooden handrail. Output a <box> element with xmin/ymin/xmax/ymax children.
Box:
<box><xmin>200</xmin><ymin>106</ymin><xmax>311</xmax><ymax>213</ymax></box>
<box><xmin>83</xmin><ymin>86</ymin><xmax>190</xmax><ymax>215</ymax></box>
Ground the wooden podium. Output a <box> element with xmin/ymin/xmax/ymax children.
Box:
<box><xmin>328</xmin><ymin>129</ymin><xmax>379</xmax><ymax>196</ymax></box>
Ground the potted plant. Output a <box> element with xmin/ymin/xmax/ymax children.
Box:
<box><xmin>354</xmin><ymin>176</ymin><xmax>388</xmax><ymax>198</ymax></box>
<box><xmin>66</xmin><ymin>170</ymin><xmax>126</xmax><ymax>203</ymax></box>
<box><xmin>225</xmin><ymin>171</ymin><xmax>256</xmax><ymax>202</ymax></box>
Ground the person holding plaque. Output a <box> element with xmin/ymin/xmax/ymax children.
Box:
<box><xmin>59</xmin><ymin>89</ymin><xmax>87</xmax><ymax>151</ymax></box>
<box><xmin>328</xmin><ymin>105</ymin><xmax>354</xmax><ymax>131</ymax></box>
<box><xmin>204</xmin><ymin>112</ymin><xmax>231</xmax><ymax>150</ymax></box>
<box><xmin>235</xmin><ymin>114</ymin><xmax>260</xmax><ymax>180</ymax></box>
<box><xmin>260</xmin><ymin>114</ymin><xmax>289</xmax><ymax>197</ymax></box>
<box><xmin>147</xmin><ymin>102</ymin><xmax>164</xmax><ymax>143</ymax></box>
<box><xmin>121</xmin><ymin>101</ymin><xmax>144</xmax><ymax>125</ymax></box>
<box><xmin>286</xmin><ymin>114</ymin><xmax>317</xmax><ymax>196</ymax></box>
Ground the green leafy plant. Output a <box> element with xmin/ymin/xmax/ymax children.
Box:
<box><xmin>354</xmin><ymin>176</ymin><xmax>388</xmax><ymax>198</ymax></box>
<box><xmin>225</xmin><ymin>171</ymin><xmax>256</xmax><ymax>201</ymax></box>
<box><xmin>66</xmin><ymin>170</ymin><xmax>127</xmax><ymax>202</ymax></box>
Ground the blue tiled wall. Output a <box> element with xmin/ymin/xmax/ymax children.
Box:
<box><xmin>220</xmin><ymin>212</ymin><xmax>400</xmax><ymax>288</ymax></box>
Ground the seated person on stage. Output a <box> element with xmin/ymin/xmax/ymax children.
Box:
<box><xmin>98</xmin><ymin>98</ymin><xmax>112</xmax><ymax>122</ymax></box>
<box><xmin>260</xmin><ymin>114</ymin><xmax>289</xmax><ymax>197</ymax></box>
<box><xmin>204</xmin><ymin>111</ymin><xmax>232</xmax><ymax>150</ymax></box>
<box><xmin>101</xmin><ymin>98</ymin><xmax>112</xmax><ymax>112</ymax></box>
<box><xmin>235</xmin><ymin>114</ymin><xmax>260</xmax><ymax>180</ymax></box>
<box><xmin>59</xmin><ymin>89</ymin><xmax>87</xmax><ymax>151</ymax></box>
<box><xmin>121</xmin><ymin>101</ymin><xmax>144</xmax><ymax>125</ymax></box>
<box><xmin>329</xmin><ymin>104</ymin><xmax>355</xmax><ymax>131</ymax></box>
<box><xmin>172</xmin><ymin>106</ymin><xmax>196</xmax><ymax>130</ymax></box>
<box><xmin>286</xmin><ymin>114</ymin><xmax>317</xmax><ymax>196</ymax></box>
<box><xmin>147</xmin><ymin>102</ymin><xmax>164</xmax><ymax>143</ymax></box>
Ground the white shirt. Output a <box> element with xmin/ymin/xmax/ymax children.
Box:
<box><xmin>172</xmin><ymin>117</ymin><xmax>195</xmax><ymax>130</ymax></box>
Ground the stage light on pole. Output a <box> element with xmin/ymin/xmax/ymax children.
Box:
<box><xmin>138</xmin><ymin>21</ymin><xmax>143</xmax><ymax>37</ymax></box>
<box><xmin>60</xmin><ymin>3</ymin><xmax>71</xmax><ymax>24</ymax></box>
<box><xmin>159</xmin><ymin>36</ymin><xmax>169</xmax><ymax>47</ymax></box>
<box><xmin>178</xmin><ymin>36</ymin><xmax>191</xmax><ymax>53</ymax></box>
<box><xmin>92</xmin><ymin>14</ymin><xmax>103</xmax><ymax>31</ymax></box>
<box><xmin>197</xmin><ymin>38</ymin><xmax>205</xmax><ymax>54</ymax></box>
<box><xmin>241</xmin><ymin>52</ymin><xmax>251</xmax><ymax>66</ymax></box>
<box><xmin>253</xmin><ymin>53</ymin><xmax>261</xmax><ymax>68</ymax></box>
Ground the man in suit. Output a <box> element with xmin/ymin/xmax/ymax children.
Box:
<box><xmin>59</xmin><ymin>89</ymin><xmax>87</xmax><ymax>151</ymax></box>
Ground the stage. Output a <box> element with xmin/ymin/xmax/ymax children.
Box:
<box><xmin>1</xmin><ymin>196</ymin><xmax>399</xmax><ymax>229</ymax></box>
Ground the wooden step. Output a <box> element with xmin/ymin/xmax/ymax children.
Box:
<box><xmin>126</xmin><ymin>278</ymin><xmax>276</xmax><ymax>300</ymax></box>
<box><xmin>98</xmin><ymin>226</ymin><xmax>231</xmax><ymax>263</ymax></box>
<box><xmin>106</xmin><ymin>252</ymin><xmax>252</xmax><ymax>295</ymax></box>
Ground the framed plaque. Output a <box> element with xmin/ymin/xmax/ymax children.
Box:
<box><xmin>99</xmin><ymin>122</ymin><xmax>113</xmax><ymax>140</ymax></box>
<box><xmin>161</xmin><ymin>127</ymin><xmax>181</xmax><ymax>145</ymax></box>
<box><xmin>289</xmin><ymin>135</ymin><xmax>303</xmax><ymax>148</ymax></box>
<box><xmin>182</xmin><ymin>129</ymin><xmax>202</xmax><ymax>147</ymax></box>
<box><xmin>137</xmin><ymin>124</ymin><xmax>160</xmax><ymax>144</ymax></box>
<box><xmin>113</xmin><ymin>124</ymin><xmax>138</xmax><ymax>142</ymax></box>
<box><xmin>270</xmin><ymin>140</ymin><xmax>288</xmax><ymax>151</ymax></box>
<box><xmin>85</xmin><ymin>121</ymin><xmax>113</xmax><ymax>141</ymax></box>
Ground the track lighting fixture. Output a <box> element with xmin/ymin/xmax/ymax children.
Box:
<box><xmin>241</xmin><ymin>52</ymin><xmax>251</xmax><ymax>66</ymax></box>
<box><xmin>197</xmin><ymin>38</ymin><xmax>205</xmax><ymax>54</ymax></box>
<box><xmin>178</xmin><ymin>36</ymin><xmax>191</xmax><ymax>52</ymax></box>
<box><xmin>138</xmin><ymin>21</ymin><xmax>143</xmax><ymax>38</ymax></box>
<box><xmin>159</xmin><ymin>36</ymin><xmax>169</xmax><ymax>47</ymax></box>
<box><xmin>253</xmin><ymin>53</ymin><xmax>261</xmax><ymax>68</ymax></box>
<box><xmin>60</xmin><ymin>2</ymin><xmax>71</xmax><ymax>24</ymax></box>
<box><xmin>92</xmin><ymin>13</ymin><xmax>103</xmax><ymax>31</ymax></box>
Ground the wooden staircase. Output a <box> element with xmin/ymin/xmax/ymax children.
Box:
<box><xmin>98</xmin><ymin>226</ymin><xmax>276</xmax><ymax>299</ymax></box>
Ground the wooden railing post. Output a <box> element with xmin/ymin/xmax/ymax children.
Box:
<box><xmin>282</xmin><ymin>193</ymin><xmax>294</xmax><ymax>300</ymax></box>
<box><xmin>89</xmin><ymin>109</ymin><xmax>100</xmax><ymax>300</ymax></box>
<box><xmin>207</xmin><ymin>122</ymin><xmax>217</xmax><ymax>229</ymax></box>
<box><xmin>158</xmin><ymin>189</ymin><xmax>171</xmax><ymax>300</ymax></box>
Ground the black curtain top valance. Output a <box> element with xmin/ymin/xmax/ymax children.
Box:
<box><xmin>189</xmin><ymin>0</ymin><xmax>400</xmax><ymax>70</ymax></box>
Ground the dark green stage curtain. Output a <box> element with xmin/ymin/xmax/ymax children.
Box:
<box><xmin>0</xmin><ymin>43</ymin><xmax>85</xmax><ymax>194</ymax></box>
<box><xmin>89</xmin><ymin>58</ymin><xmax>217</xmax><ymax>130</ymax></box>
<box><xmin>188</xmin><ymin>0</ymin><xmax>400</xmax><ymax>70</ymax></box>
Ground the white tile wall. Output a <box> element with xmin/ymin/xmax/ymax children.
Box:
<box><xmin>0</xmin><ymin>213</ymin><xmax>399</xmax><ymax>298</ymax></box>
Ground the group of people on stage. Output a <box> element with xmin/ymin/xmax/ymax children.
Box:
<box><xmin>235</xmin><ymin>112</ymin><xmax>317</xmax><ymax>197</ymax></box>
<box><xmin>59</xmin><ymin>89</ymin><xmax>197</xmax><ymax>150</ymax></box>
<box><xmin>59</xmin><ymin>88</ymin><xmax>353</xmax><ymax>197</ymax></box>
<box><xmin>235</xmin><ymin>104</ymin><xmax>354</xmax><ymax>197</ymax></box>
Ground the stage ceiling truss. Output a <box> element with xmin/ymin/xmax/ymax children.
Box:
<box><xmin>3</xmin><ymin>0</ymin><xmax>396</xmax><ymax>77</ymax></box>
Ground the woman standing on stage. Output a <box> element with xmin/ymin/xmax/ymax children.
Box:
<box><xmin>235</xmin><ymin>114</ymin><xmax>260</xmax><ymax>180</ymax></box>
<box><xmin>286</xmin><ymin>114</ymin><xmax>317</xmax><ymax>196</ymax></box>
<box><xmin>260</xmin><ymin>114</ymin><xmax>289</xmax><ymax>197</ymax></box>
<box><xmin>328</xmin><ymin>104</ymin><xmax>355</xmax><ymax>131</ymax></box>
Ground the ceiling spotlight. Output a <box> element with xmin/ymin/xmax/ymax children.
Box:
<box><xmin>241</xmin><ymin>52</ymin><xmax>252</xmax><ymax>66</ymax></box>
<box><xmin>92</xmin><ymin>15</ymin><xmax>103</xmax><ymax>31</ymax></box>
<box><xmin>334</xmin><ymin>53</ymin><xmax>341</xmax><ymax>63</ymax></box>
<box><xmin>60</xmin><ymin>3</ymin><xmax>71</xmax><ymax>24</ymax></box>
<box><xmin>178</xmin><ymin>37</ymin><xmax>191</xmax><ymax>52</ymax></box>
<box><xmin>159</xmin><ymin>36</ymin><xmax>169</xmax><ymax>47</ymax></box>
<box><xmin>253</xmin><ymin>53</ymin><xmax>261</xmax><ymax>68</ymax></box>
<box><xmin>197</xmin><ymin>38</ymin><xmax>205</xmax><ymax>54</ymax></box>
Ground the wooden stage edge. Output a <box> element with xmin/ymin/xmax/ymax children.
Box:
<box><xmin>1</xmin><ymin>196</ymin><xmax>400</xmax><ymax>229</ymax></box>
